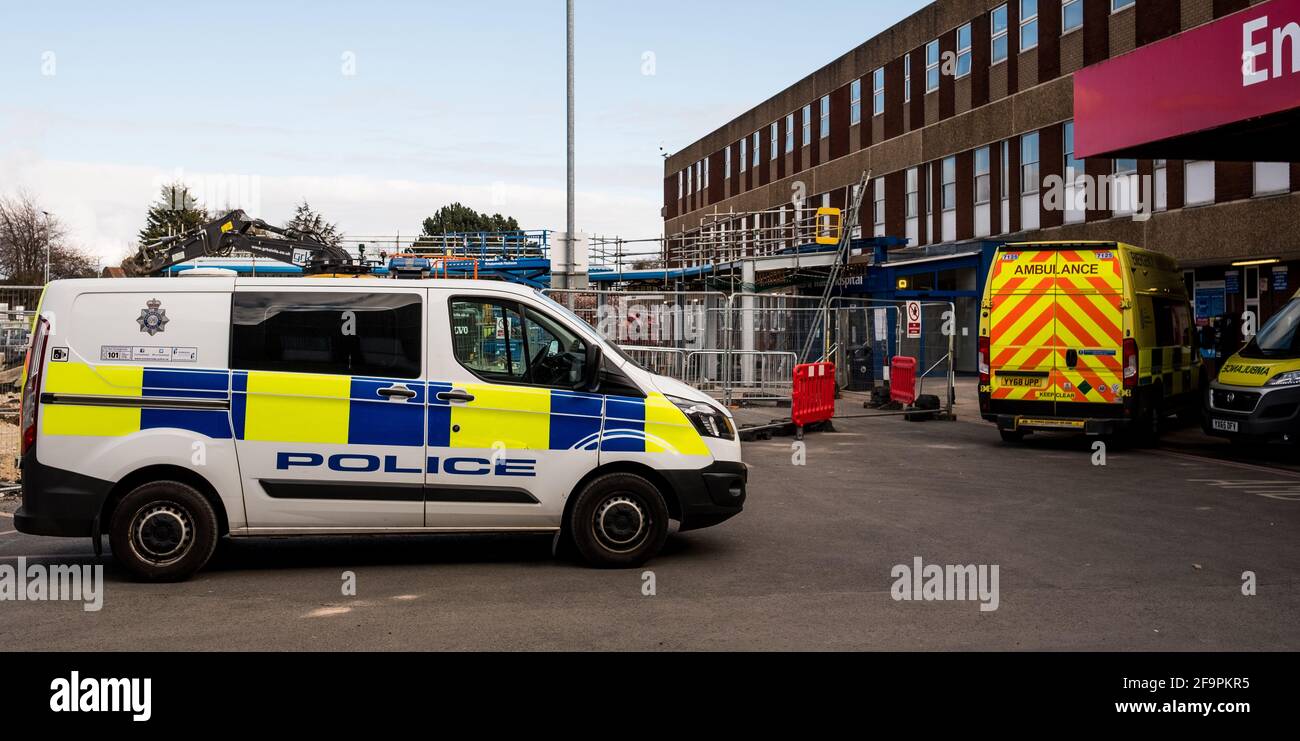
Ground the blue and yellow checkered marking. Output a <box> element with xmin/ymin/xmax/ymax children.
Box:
<box><xmin>43</xmin><ymin>364</ymin><xmax>710</xmax><ymax>456</ymax></box>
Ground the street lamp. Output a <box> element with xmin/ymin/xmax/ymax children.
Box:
<box><xmin>564</xmin><ymin>0</ymin><xmax>575</xmax><ymax>290</ymax></box>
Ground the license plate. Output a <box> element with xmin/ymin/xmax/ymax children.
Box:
<box><xmin>1212</xmin><ymin>419</ymin><xmax>1240</xmax><ymax>433</ymax></box>
<box><xmin>997</xmin><ymin>374</ymin><xmax>1047</xmax><ymax>389</ymax></box>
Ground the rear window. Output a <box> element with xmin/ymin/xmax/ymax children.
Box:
<box><xmin>231</xmin><ymin>292</ymin><xmax>422</xmax><ymax>378</ymax></box>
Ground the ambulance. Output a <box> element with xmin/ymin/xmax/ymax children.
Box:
<box><xmin>1204</xmin><ymin>290</ymin><xmax>1300</xmax><ymax>445</ymax></box>
<box><xmin>15</xmin><ymin>277</ymin><xmax>746</xmax><ymax>580</ymax></box>
<box><xmin>978</xmin><ymin>241</ymin><xmax>1203</xmax><ymax>442</ymax></box>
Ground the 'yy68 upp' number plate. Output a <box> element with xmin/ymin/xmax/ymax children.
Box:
<box><xmin>996</xmin><ymin>374</ymin><xmax>1047</xmax><ymax>389</ymax></box>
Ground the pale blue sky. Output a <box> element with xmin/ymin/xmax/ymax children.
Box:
<box><xmin>0</xmin><ymin>0</ymin><xmax>929</xmax><ymax>262</ymax></box>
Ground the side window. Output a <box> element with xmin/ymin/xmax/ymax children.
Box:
<box><xmin>449</xmin><ymin>298</ymin><xmax>589</xmax><ymax>388</ymax></box>
<box><xmin>1150</xmin><ymin>298</ymin><xmax>1188</xmax><ymax>347</ymax></box>
<box><xmin>231</xmin><ymin>292</ymin><xmax>422</xmax><ymax>378</ymax></box>
<box><xmin>449</xmin><ymin>299</ymin><xmax>527</xmax><ymax>383</ymax></box>
<box><xmin>522</xmin><ymin>306</ymin><xmax>588</xmax><ymax>388</ymax></box>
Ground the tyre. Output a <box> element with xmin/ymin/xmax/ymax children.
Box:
<box><xmin>108</xmin><ymin>480</ymin><xmax>219</xmax><ymax>582</ymax></box>
<box><xmin>999</xmin><ymin>429</ymin><xmax>1026</xmax><ymax>443</ymax></box>
<box><xmin>1125</xmin><ymin>406</ymin><xmax>1161</xmax><ymax>447</ymax></box>
<box><xmin>566</xmin><ymin>473</ymin><xmax>670</xmax><ymax>569</ymax></box>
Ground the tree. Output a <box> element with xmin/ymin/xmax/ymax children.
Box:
<box><xmin>420</xmin><ymin>202</ymin><xmax>520</xmax><ymax>236</ymax></box>
<box><xmin>137</xmin><ymin>182</ymin><xmax>209</xmax><ymax>246</ymax></box>
<box><xmin>285</xmin><ymin>200</ymin><xmax>343</xmax><ymax>247</ymax></box>
<box><xmin>0</xmin><ymin>193</ymin><xmax>99</xmax><ymax>284</ymax></box>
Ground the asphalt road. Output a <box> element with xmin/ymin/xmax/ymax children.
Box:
<box><xmin>1</xmin><ymin>403</ymin><xmax>1298</xmax><ymax>651</ymax></box>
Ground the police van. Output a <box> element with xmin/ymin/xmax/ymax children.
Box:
<box><xmin>15</xmin><ymin>277</ymin><xmax>746</xmax><ymax>580</ymax></box>
<box><xmin>978</xmin><ymin>241</ymin><xmax>1203</xmax><ymax>442</ymax></box>
<box><xmin>1205</xmin><ymin>289</ymin><xmax>1300</xmax><ymax>445</ymax></box>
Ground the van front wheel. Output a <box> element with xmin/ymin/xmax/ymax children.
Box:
<box><xmin>567</xmin><ymin>473</ymin><xmax>670</xmax><ymax>569</ymax></box>
<box><xmin>108</xmin><ymin>481</ymin><xmax>219</xmax><ymax>582</ymax></box>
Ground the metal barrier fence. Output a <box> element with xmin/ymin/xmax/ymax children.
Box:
<box><xmin>545</xmin><ymin>288</ymin><xmax>956</xmax><ymax>411</ymax></box>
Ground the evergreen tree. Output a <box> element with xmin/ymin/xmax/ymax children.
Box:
<box><xmin>420</xmin><ymin>202</ymin><xmax>520</xmax><ymax>236</ymax></box>
<box><xmin>285</xmin><ymin>200</ymin><xmax>343</xmax><ymax>247</ymax></box>
<box><xmin>136</xmin><ymin>183</ymin><xmax>209</xmax><ymax>245</ymax></box>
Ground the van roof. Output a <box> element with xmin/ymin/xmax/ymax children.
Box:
<box><xmin>46</xmin><ymin>277</ymin><xmax>543</xmax><ymax>297</ymax></box>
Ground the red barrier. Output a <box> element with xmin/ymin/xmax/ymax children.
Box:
<box><xmin>792</xmin><ymin>362</ymin><xmax>836</xmax><ymax>427</ymax></box>
<box><xmin>890</xmin><ymin>356</ymin><xmax>918</xmax><ymax>405</ymax></box>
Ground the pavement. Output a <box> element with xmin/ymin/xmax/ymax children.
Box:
<box><xmin>1</xmin><ymin>379</ymin><xmax>1297</xmax><ymax>651</ymax></box>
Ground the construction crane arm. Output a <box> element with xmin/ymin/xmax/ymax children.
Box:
<box><xmin>123</xmin><ymin>210</ymin><xmax>366</xmax><ymax>276</ymax></box>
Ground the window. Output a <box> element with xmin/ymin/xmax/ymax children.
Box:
<box><xmin>232</xmin><ymin>292</ymin><xmax>422</xmax><ymax>379</ymax></box>
<box><xmin>873</xmin><ymin>177</ymin><xmax>886</xmax><ymax>230</ymax></box>
<box><xmin>1021</xmin><ymin>132</ymin><xmax>1040</xmax><ymax>194</ymax></box>
<box><xmin>1113</xmin><ymin>158</ymin><xmax>1138</xmax><ymax>214</ymax></box>
<box><xmin>702</xmin><ymin>158</ymin><xmax>709</xmax><ymax>189</ymax></box>
<box><xmin>770</xmin><ymin>122</ymin><xmax>779</xmax><ymax>160</ymax></box>
<box><xmin>786</xmin><ymin>113</ymin><xmax>795</xmax><ymax>153</ymax></box>
<box><xmin>941</xmin><ymin>157</ymin><xmax>957</xmax><ymax>211</ymax></box>
<box><xmin>1111</xmin><ymin>0</ymin><xmax>1135</xmax><ymax>11</ymax></box>
<box><xmin>975</xmin><ymin>147</ymin><xmax>991</xmax><ymax>205</ymax></box>
<box><xmin>1154</xmin><ymin>158</ymin><xmax>1167</xmax><ymax>211</ymax></box>
<box><xmin>677</xmin><ymin>171</ymin><xmax>682</xmax><ymax>199</ymax></box>
<box><xmin>752</xmin><ymin>131</ymin><xmax>760</xmax><ymax>167</ymax></box>
<box><xmin>1255</xmin><ymin>162</ymin><xmax>1291</xmax><ymax>195</ymax></box>
<box><xmin>740</xmin><ymin>138</ymin><xmax>747</xmax><ymax>173</ymax></box>
<box><xmin>820</xmin><ymin>96</ymin><xmax>830</xmax><ymax>138</ymax></box>
<box><xmin>1064</xmin><ymin>121</ymin><xmax>1082</xmax><ymax>177</ymax></box>
<box><xmin>926</xmin><ymin>40</ymin><xmax>940</xmax><ymax>92</ymax></box>
<box><xmin>991</xmin><ymin>5</ymin><xmax>1009</xmax><ymax>64</ymax></box>
<box><xmin>909</xmin><ymin>165</ymin><xmax>920</xmax><ymax>214</ymax></box>
<box><xmin>803</xmin><ymin>104</ymin><xmax>813</xmax><ymax>144</ymax></box>
<box><xmin>725</xmin><ymin>147</ymin><xmax>731</xmax><ymax>179</ymax></box>
<box><xmin>873</xmin><ymin>68</ymin><xmax>885</xmax><ymax>116</ymax></box>
<box><xmin>1000</xmin><ymin>141</ymin><xmax>1010</xmax><ymax>199</ymax></box>
<box><xmin>1020</xmin><ymin>0</ymin><xmax>1039</xmax><ymax>52</ymax></box>
<box><xmin>850</xmin><ymin>80</ymin><xmax>862</xmax><ymax>125</ymax></box>
<box><xmin>904</xmin><ymin>54</ymin><xmax>912</xmax><ymax>102</ymax></box>
<box><xmin>687</xmin><ymin>164</ymin><xmax>693</xmax><ymax>195</ymax></box>
<box><xmin>1063</xmin><ymin>0</ymin><xmax>1083</xmax><ymax>33</ymax></box>
<box><xmin>1185</xmin><ymin>160</ymin><xmax>1216</xmax><ymax>206</ymax></box>
<box><xmin>450</xmin><ymin>299</ymin><xmax>590</xmax><ymax>388</ymax></box>
<box><xmin>956</xmin><ymin>23</ymin><xmax>972</xmax><ymax>78</ymax></box>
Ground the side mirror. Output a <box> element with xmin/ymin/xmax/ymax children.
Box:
<box><xmin>577</xmin><ymin>343</ymin><xmax>602</xmax><ymax>391</ymax></box>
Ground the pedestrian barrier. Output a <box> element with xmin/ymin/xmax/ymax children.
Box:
<box><xmin>792</xmin><ymin>362</ymin><xmax>836</xmax><ymax>427</ymax></box>
<box><xmin>890</xmin><ymin>356</ymin><xmax>918</xmax><ymax>405</ymax></box>
<box><xmin>620</xmin><ymin>346</ymin><xmax>686</xmax><ymax>379</ymax></box>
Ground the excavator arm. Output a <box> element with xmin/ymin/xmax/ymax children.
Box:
<box><xmin>123</xmin><ymin>210</ymin><xmax>368</xmax><ymax>277</ymax></box>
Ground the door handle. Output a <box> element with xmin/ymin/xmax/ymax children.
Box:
<box><xmin>436</xmin><ymin>390</ymin><xmax>476</xmax><ymax>403</ymax></box>
<box><xmin>377</xmin><ymin>385</ymin><xmax>417</xmax><ymax>399</ymax></box>
<box><xmin>1065</xmin><ymin>349</ymin><xmax>1078</xmax><ymax>369</ymax></box>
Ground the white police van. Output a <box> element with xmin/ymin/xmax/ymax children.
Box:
<box><xmin>16</xmin><ymin>277</ymin><xmax>746</xmax><ymax>580</ymax></box>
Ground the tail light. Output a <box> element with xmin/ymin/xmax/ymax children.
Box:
<box><xmin>1123</xmin><ymin>338</ymin><xmax>1139</xmax><ymax>389</ymax></box>
<box><xmin>20</xmin><ymin>316</ymin><xmax>51</xmax><ymax>456</ymax></box>
<box><xmin>978</xmin><ymin>335</ymin><xmax>991</xmax><ymax>384</ymax></box>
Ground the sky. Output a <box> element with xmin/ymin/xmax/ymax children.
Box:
<box><xmin>0</xmin><ymin>0</ymin><xmax>929</xmax><ymax>267</ymax></box>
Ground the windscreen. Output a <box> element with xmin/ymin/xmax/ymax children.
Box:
<box><xmin>1246</xmin><ymin>299</ymin><xmax>1300</xmax><ymax>358</ymax></box>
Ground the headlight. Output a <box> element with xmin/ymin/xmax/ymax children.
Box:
<box><xmin>668</xmin><ymin>395</ymin><xmax>735</xmax><ymax>440</ymax></box>
<box><xmin>1266</xmin><ymin>371</ymin><xmax>1300</xmax><ymax>387</ymax></box>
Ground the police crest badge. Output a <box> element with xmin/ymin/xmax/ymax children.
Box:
<box><xmin>137</xmin><ymin>298</ymin><xmax>170</xmax><ymax>336</ymax></box>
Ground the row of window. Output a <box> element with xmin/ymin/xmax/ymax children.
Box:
<box><xmin>677</xmin><ymin>0</ymin><xmax>1142</xmax><ymax>201</ymax></box>
<box><xmin>232</xmin><ymin>292</ymin><xmax>590</xmax><ymax>389</ymax></box>
<box><xmin>866</xmin><ymin>122</ymin><xmax>1291</xmax><ymax>239</ymax></box>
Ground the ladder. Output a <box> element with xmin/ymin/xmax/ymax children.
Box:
<box><xmin>799</xmin><ymin>169</ymin><xmax>871</xmax><ymax>364</ymax></box>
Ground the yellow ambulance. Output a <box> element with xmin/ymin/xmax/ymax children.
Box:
<box><xmin>978</xmin><ymin>241</ymin><xmax>1203</xmax><ymax>443</ymax></box>
<box><xmin>1205</xmin><ymin>290</ymin><xmax>1300</xmax><ymax>445</ymax></box>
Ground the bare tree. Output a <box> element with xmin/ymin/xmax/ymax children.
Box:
<box><xmin>0</xmin><ymin>193</ymin><xmax>99</xmax><ymax>285</ymax></box>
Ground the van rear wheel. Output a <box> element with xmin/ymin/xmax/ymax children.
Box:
<box><xmin>108</xmin><ymin>481</ymin><xmax>219</xmax><ymax>582</ymax></box>
<box><xmin>999</xmin><ymin>430</ymin><xmax>1026</xmax><ymax>443</ymax></box>
<box><xmin>567</xmin><ymin>473</ymin><xmax>669</xmax><ymax>569</ymax></box>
